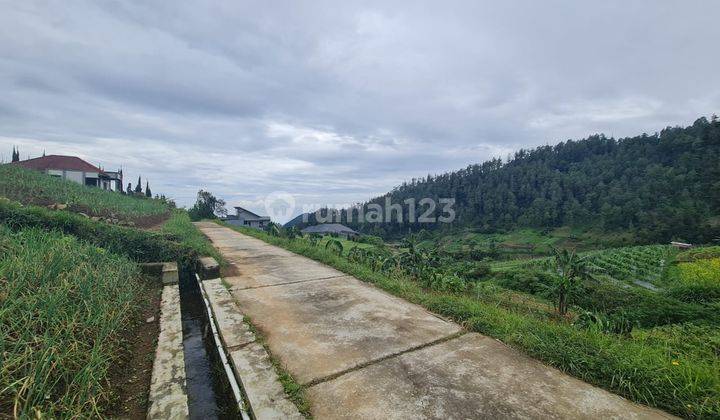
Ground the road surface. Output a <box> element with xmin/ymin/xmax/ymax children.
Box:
<box><xmin>195</xmin><ymin>222</ymin><xmax>672</xmax><ymax>419</ymax></box>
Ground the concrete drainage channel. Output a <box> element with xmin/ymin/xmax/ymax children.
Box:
<box><xmin>145</xmin><ymin>261</ymin><xmax>240</xmax><ymax>419</ymax></box>
<box><xmin>146</xmin><ymin>258</ymin><xmax>300</xmax><ymax>419</ymax></box>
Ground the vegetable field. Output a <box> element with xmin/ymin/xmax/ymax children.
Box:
<box><xmin>0</xmin><ymin>164</ymin><xmax>168</xmax><ymax>219</ymax></box>
<box><xmin>493</xmin><ymin>245</ymin><xmax>677</xmax><ymax>289</ymax></box>
<box><xmin>0</xmin><ymin>226</ymin><xmax>150</xmax><ymax>416</ymax></box>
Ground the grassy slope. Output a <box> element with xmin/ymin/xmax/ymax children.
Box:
<box><xmin>160</xmin><ymin>212</ymin><xmax>223</xmax><ymax>265</ymax></box>
<box><xmin>0</xmin><ymin>164</ymin><xmax>168</xmax><ymax>219</ymax></box>
<box><xmin>223</xmin><ymin>222</ymin><xmax>719</xmax><ymax>418</ymax></box>
<box><xmin>0</xmin><ymin>226</ymin><xmax>151</xmax><ymax>417</ymax></box>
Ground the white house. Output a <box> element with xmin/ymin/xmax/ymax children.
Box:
<box><xmin>224</xmin><ymin>206</ymin><xmax>271</xmax><ymax>229</ymax></box>
<box><xmin>13</xmin><ymin>155</ymin><xmax>123</xmax><ymax>191</ymax></box>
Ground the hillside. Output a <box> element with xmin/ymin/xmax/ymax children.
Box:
<box><xmin>301</xmin><ymin>117</ymin><xmax>720</xmax><ymax>243</ymax></box>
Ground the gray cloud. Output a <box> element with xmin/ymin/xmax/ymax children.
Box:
<box><xmin>1</xmin><ymin>1</ymin><xmax>718</xmax><ymax>222</ymax></box>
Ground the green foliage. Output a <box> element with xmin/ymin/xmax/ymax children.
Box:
<box><xmin>663</xmin><ymin>258</ymin><xmax>720</xmax><ymax>304</ymax></box>
<box><xmin>356</xmin><ymin>235</ymin><xmax>384</xmax><ymax>246</ymax></box>
<box><xmin>0</xmin><ymin>226</ymin><xmax>149</xmax><ymax>416</ymax></box>
<box><xmin>188</xmin><ymin>189</ymin><xmax>226</xmax><ymax>221</ymax></box>
<box><xmin>459</xmin><ymin>261</ymin><xmax>492</xmax><ymax>280</ymax></box>
<box><xmin>315</xmin><ymin>117</ymin><xmax>720</xmax><ymax>243</ymax></box>
<box><xmin>160</xmin><ymin>210</ymin><xmax>223</xmax><ymax>266</ymax></box>
<box><xmin>222</xmin><ymin>222</ymin><xmax>720</xmax><ymax>418</ymax></box>
<box><xmin>0</xmin><ymin>164</ymin><xmax>168</xmax><ymax>219</ymax></box>
<box><xmin>0</xmin><ymin>200</ymin><xmax>198</xmax><ymax>269</ymax></box>
<box><xmin>548</xmin><ymin>248</ymin><xmax>596</xmax><ymax>315</ymax></box>
<box><xmin>494</xmin><ymin>244</ymin><xmax>676</xmax><ymax>289</ymax></box>
<box><xmin>324</xmin><ymin>238</ymin><xmax>344</xmax><ymax>256</ymax></box>
<box><xmin>676</xmin><ymin>246</ymin><xmax>720</xmax><ymax>262</ymax></box>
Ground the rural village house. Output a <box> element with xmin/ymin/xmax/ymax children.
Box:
<box><xmin>12</xmin><ymin>155</ymin><xmax>123</xmax><ymax>192</ymax></box>
<box><xmin>223</xmin><ymin>206</ymin><xmax>271</xmax><ymax>229</ymax></box>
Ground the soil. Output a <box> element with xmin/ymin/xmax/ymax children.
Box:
<box><xmin>104</xmin><ymin>277</ymin><xmax>162</xmax><ymax>419</ymax></box>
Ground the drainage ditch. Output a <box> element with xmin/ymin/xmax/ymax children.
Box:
<box><xmin>178</xmin><ymin>268</ymin><xmax>239</xmax><ymax>419</ymax></box>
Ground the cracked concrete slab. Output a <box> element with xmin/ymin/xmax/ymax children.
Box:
<box><xmin>308</xmin><ymin>333</ymin><xmax>674</xmax><ymax>419</ymax></box>
<box><xmin>231</xmin><ymin>274</ymin><xmax>461</xmax><ymax>385</ymax></box>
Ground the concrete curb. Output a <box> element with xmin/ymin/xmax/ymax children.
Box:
<box><xmin>147</xmin><ymin>284</ymin><xmax>189</xmax><ymax>419</ymax></box>
<box><xmin>201</xmin><ymin>278</ymin><xmax>303</xmax><ymax>419</ymax></box>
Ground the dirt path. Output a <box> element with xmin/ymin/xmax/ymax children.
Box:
<box><xmin>194</xmin><ymin>222</ymin><xmax>673</xmax><ymax>419</ymax></box>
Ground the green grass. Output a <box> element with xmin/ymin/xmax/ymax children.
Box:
<box><xmin>160</xmin><ymin>212</ymin><xmax>223</xmax><ymax>265</ymax></box>
<box><xmin>0</xmin><ymin>164</ymin><xmax>168</xmax><ymax>219</ymax></box>
<box><xmin>427</xmin><ymin>227</ymin><xmax>636</xmax><ymax>256</ymax></box>
<box><xmin>0</xmin><ymin>225</ymin><xmax>151</xmax><ymax>417</ymax></box>
<box><xmin>224</xmin><ymin>222</ymin><xmax>719</xmax><ymax>418</ymax></box>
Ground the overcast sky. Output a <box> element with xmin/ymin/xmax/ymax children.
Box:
<box><xmin>1</xmin><ymin>1</ymin><xmax>718</xmax><ymax>222</ymax></box>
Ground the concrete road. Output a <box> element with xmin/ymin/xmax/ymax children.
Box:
<box><xmin>195</xmin><ymin>222</ymin><xmax>673</xmax><ymax>419</ymax></box>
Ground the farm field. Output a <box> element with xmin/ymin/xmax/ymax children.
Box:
<box><xmin>0</xmin><ymin>177</ymin><xmax>220</xmax><ymax>417</ymax></box>
<box><xmin>228</xmin><ymin>222</ymin><xmax>720</xmax><ymax>418</ymax></box>
<box><xmin>0</xmin><ymin>164</ymin><xmax>169</xmax><ymax>225</ymax></box>
<box><xmin>0</xmin><ymin>225</ymin><xmax>160</xmax><ymax>417</ymax></box>
<box><xmin>491</xmin><ymin>245</ymin><xmax>678</xmax><ymax>289</ymax></box>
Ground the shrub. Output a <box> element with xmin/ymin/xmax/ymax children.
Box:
<box><xmin>357</xmin><ymin>235</ymin><xmax>384</xmax><ymax>246</ymax></box>
<box><xmin>461</xmin><ymin>261</ymin><xmax>492</xmax><ymax>280</ymax></box>
<box><xmin>492</xmin><ymin>268</ymin><xmax>554</xmax><ymax>298</ymax></box>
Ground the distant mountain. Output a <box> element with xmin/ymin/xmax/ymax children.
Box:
<box><xmin>301</xmin><ymin>116</ymin><xmax>720</xmax><ymax>243</ymax></box>
<box><xmin>284</xmin><ymin>213</ymin><xmax>311</xmax><ymax>228</ymax></box>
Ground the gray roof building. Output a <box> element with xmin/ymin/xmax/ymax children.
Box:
<box><xmin>301</xmin><ymin>223</ymin><xmax>358</xmax><ymax>237</ymax></box>
<box><xmin>224</xmin><ymin>206</ymin><xmax>271</xmax><ymax>229</ymax></box>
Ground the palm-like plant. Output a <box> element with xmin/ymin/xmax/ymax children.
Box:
<box><xmin>549</xmin><ymin>247</ymin><xmax>595</xmax><ymax>316</ymax></box>
<box><xmin>325</xmin><ymin>238</ymin><xmax>344</xmax><ymax>256</ymax></box>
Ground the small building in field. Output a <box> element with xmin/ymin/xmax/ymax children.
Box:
<box><xmin>301</xmin><ymin>223</ymin><xmax>359</xmax><ymax>239</ymax></box>
<box><xmin>670</xmin><ymin>241</ymin><xmax>693</xmax><ymax>249</ymax></box>
<box><xmin>12</xmin><ymin>155</ymin><xmax>123</xmax><ymax>191</ymax></box>
<box><xmin>224</xmin><ymin>206</ymin><xmax>271</xmax><ymax>229</ymax></box>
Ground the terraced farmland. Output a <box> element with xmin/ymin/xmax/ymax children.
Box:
<box><xmin>492</xmin><ymin>245</ymin><xmax>677</xmax><ymax>289</ymax></box>
<box><xmin>0</xmin><ymin>164</ymin><xmax>169</xmax><ymax>221</ymax></box>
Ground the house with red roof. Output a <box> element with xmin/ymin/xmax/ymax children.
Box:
<box><xmin>12</xmin><ymin>155</ymin><xmax>123</xmax><ymax>191</ymax></box>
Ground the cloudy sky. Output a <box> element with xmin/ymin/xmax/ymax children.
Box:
<box><xmin>1</xmin><ymin>1</ymin><xmax>718</xmax><ymax>222</ymax></box>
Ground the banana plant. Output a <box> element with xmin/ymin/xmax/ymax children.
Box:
<box><xmin>325</xmin><ymin>238</ymin><xmax>344</xmax><ymax>256</ymax></box>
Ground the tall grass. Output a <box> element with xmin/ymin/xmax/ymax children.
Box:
<box><xmin>223</xmin><ymin>222</ymin><xmax>720</xmax><ymax>418</ymax></box>
<box><xmin>0</xmin><ymin>226</ymin><xmax>148</xmax><ymax>417</ymax></box>
<box><xmin>0</xmin><ymin>164</ymin><xmax>168</xmax><ymax>218</ymax></box>
<box><xmin>160</xmin><ymin>211</ymin><xmax>223</xmax><ymax>265</ymax></box>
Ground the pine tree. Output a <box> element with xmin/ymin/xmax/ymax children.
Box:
<box><xmin>145</xmin><ymin>181</ymin><xmax>152</xmax><ymax>198</ymax></box>
<box><xmin>126</xmin><ymin>182</ymin><xmax>133</xmax><ymax>195</ymax></box>
<box><xmin>134</xmin><ymin>176</ymin><xmax>142</xmax><ymax>194</ymax></box>
<box><xmin>11</xmin><ymin>146</ymin><xmax>19</xmax><ymax>162</ymax></box>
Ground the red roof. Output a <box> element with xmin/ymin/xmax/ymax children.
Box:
<box><xmin>13</xmin><ymin>155</ymin><xmax>104</xmax><ymax>173</ymax></box>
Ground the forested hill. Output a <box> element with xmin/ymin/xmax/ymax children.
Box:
<box><xmin>312</xmin><ymin>116</ymin><xmax>720</xmax><ymax>242</ymax></box>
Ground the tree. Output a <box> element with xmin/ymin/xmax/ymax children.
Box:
<box><xmin>11</xmin><ymin>146</ymin><xmax>19</xmax><ymax>162</ymax></box>
<box><xmin>188</xmin><ymin>190</ymin><xmax>227</xmax><ymax>221</ymax></box>
<box><xmin>548</xmin><ymin>248</ymin><xmax>595</xmax><ymax>316</ymax></box>
<box><xmin>126</xmin><ymin>182</ymin><xmax>133</xmax><ymax>195</ymax></box>
<box><xmin>134</xmin><ymin>176</ymin><xmax>143</xmax><ymax>194</ymax></box>
<box><xmin>145</xmin><ymin>181</ymin><xmax>152</xmax><ymax>198</ymax></box>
